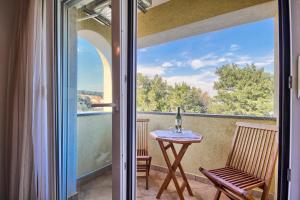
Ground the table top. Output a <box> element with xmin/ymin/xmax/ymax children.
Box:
<box><xmin>150</xmin><ymin>130</ymin><xmax>203</xmax><ymax>144</ymax></box>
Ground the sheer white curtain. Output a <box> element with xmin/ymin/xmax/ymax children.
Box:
<box><xmin>5</xmin><ymin>0</ymin><xmax>56</xmax><ymax>199</ymax></box>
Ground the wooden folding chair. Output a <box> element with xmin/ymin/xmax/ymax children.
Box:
<box><xmin>200</xmin><ymin>122</ymin><xmax>278</xmax><ymax>200</ymax></box>
<box><xmin>136</xmin><ymin>118</ymin><xmax>152</xmax><ymax>189</ymax></box>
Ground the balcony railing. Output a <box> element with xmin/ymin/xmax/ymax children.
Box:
<box><xmin>77</xmin><ymin>111</ymin><xmax>276</xmax><ymax>196</ymax></box>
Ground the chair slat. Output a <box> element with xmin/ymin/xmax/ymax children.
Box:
<box><xmin>245</xmin><ymin>128</ymin><xmax>258</xmax><ymax>174</ymax></box>
<box><xmin>230</xmin><ymin>126</ymin><xmax>244</xmax><ymax>168</ymax></box>
<box><xmin>228</xmin><ymin>123</ymin><xmax>278</xmax><ymax>181</ymax></box>
<box><xmin>240</xmin><ymin>127</ymin><xmax>252</xmax><ymax>171</ymax></box>
<box><xmin>200</xmin><ymin>122</ymin><xmax>278</xmax><ymax>200</ymax></box>
<box><xmin>250</xmin><ymin>129</ymin><xmax>263</xmax><ymax>175</ymax></box>
<box><xmin>136</xmin><ymin>118</ymin><xmax>152</xmax><ymax>189</ymax></box>
<box><xmin>137</xmin><ymin>118</ymin><xmax>150</xmax><ymax>156</ymax></box>
<box><xmin>243</xmin><ymin>127</ymin><xmax>256</xmax><ymax>173</ymax></box>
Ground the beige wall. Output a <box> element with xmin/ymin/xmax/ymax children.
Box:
<box><xmin>137</xmin><ymin>113</ymin><xmax>277</xmax><ymax>195</ymax></box>
<box><xmin>77</xmin><ymin>112</ymin><xmax>277</xmax><ymax>194</ymax></box>
<box><xmin>138</xmin><ymin>0</ymin><xmax>273</xmax><ymax>37</ymax></box>
<box><xmin>0</xmin><ymin>0</ymin><xmax>18</xmax><ymax>197</ymax></box>
<box><xmin>77</xmin><ymin>113</ymin><xmax>112</xmax><ymax>177</ymax></box>
<box><xmin>77</xmin><ymin>11</ymin><xmax>111</xmax><ymax>43</ymax></box>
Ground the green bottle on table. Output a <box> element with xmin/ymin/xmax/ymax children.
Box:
<box><xmin>175</xmin><ymin>107</ymin><xmax>182</xmax><ymax>133</ymax></box>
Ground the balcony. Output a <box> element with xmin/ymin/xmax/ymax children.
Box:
<box><xmin>76</xmin><ymin>112</ymin><xmax>276</xmax><ymax>200</ymax></box>
<box><xmin>72</xmin><ymin>0</ymin><xmax>279</xmax><ymax>199</ymax></box>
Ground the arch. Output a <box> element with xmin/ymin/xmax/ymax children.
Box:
<box><xmin>78</xmin><ymin>30</ymin><xmax>112</xmax><ymax>111</ymax></box>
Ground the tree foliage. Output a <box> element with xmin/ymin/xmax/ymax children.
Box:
<box><xmin>137</xmin><ymin>73</ymin><xmax>211</xmax><ymax>113</ymax></box>
<box><xmin>78</xmin><ymin>64</ymin><xmax>274</xmax><ymax>116</ymax></box>
<box><xmin>169</xmin><ymin>83</ymin><xmax>211</xmax><ymax>113</ymax></box>
<box><xmin>77</xmin><ymin>95</ymin><xmax>92</xmax><ymax>112</ymax></box>
<box><xmin>209</xmin><ymin>64</ymin><xmax>274</xmax><ymax>116</ymax></box>
<box><xmin>137</xmin><ymin>74</ymin><xmax>170</xmax><ymax>112</ymax></box>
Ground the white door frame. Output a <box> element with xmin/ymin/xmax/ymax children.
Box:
<box><xmin>111</xmin><ymin>0</ymin><xmax>129</xmax><ymax>199</ymax></box>
<box><xmin>55</xmin><ymin>0</ymin><xmax>129</xmax><ymax>199</ymax></box>
<box><xmin>288</xmin><ymin>0</ymin><xmax>300</xmax><ymax>199</ymax></box>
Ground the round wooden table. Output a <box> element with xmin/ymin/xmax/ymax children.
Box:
<box><xmin>150</xmin><ymin>130</ymin><xmax>203</xmax><ymax>200</ymax></box>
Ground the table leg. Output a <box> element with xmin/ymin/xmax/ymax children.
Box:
<box><xmin>156</xmin><ymin>141</ymin><xmax>191</xmax><ymax>200</ymax></box>
<box><xmin>170</xmin><ymin>143</ymin><xmax>193</xmax><ymax>196</ymax></box>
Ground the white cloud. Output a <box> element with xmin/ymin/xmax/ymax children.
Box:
<box><xmin>189</xmin><ymin>53</ymin><xmax>228</xmax><ymax>69</ymax></box>
<box><xmin>235</xmin><ymin>56</ymin><xmax>252</xmax><ymax>65</ymax></box>
<box><xmin>253</xmin><ymin>53</ymin><xmax>274</xmax><ymax>68</ymax></box>
<box><xmin>137</xmin><ymin>60</ymin><xmax>178</xmax><ymax>77</ymax></box>
<box><xmin>190</xmin><ymin>59</ymin><xmax>205</xmax><ymax>69</ymax></box>
<box><xmin>234</xmin><ymin>53</ymin><xmax>274</xmax><ymax>69</ymax></box>
<box><xmin>162</xmin><ymin>62</ymin><xmax>173</xmax><ymax>67</ymax></box>
<box><xmin>230</xmin><ymin>44</ymin><xmax>240</xmax><ymax>51</ymax></box>
<box><xmin>175</xmin><ymin>61</ymin><xmax>184</xmax><ymax>67</ymax></box>
<box><xmin>137</xmin><ymin>50</ymin><xmax>275</xmax><ymax>95</ymax></box>
<box><xmin>137</xmin><ymin>60</ymin><xmax>189</xmax><ymax>77</ymax></box>
<box><xmin>164</xmin><ymin>72</ymin><xmax>218</xmax><ymax>96</ymax></box>
<box><xmin>188</xmin><ymin>50</ymin><xmax>274</xmax><ymax>71</ymax></box>
<box><xmin>138</xmin><ymin>48</ymin><xmax>148</xmax><ymax>52</ymax></box>
<box><xmin>137</xmin><ymin>65</ymin><xmax>167</xmax><ymax>77</ymax></box>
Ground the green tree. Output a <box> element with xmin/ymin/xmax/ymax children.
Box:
<box><xmin>169</xmin><ymin>83</ymin><xmax>210</xmax><ymax>113</ymax></box>
<box><xmin>137</xmin><ymin>73</ymin><xmax>170</xmax><ymax>112</ymax></box>
<box><xmin>137</xmin><ymin>73</ymin><xmax>211</xmax><ymax>113</ymax></box>
<box><xmin>209</xmin><ymin>64</ymin><xmax>274</xmax><ymax>116</ymax></box>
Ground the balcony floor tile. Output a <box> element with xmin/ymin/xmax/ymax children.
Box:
<box><xmin>78</xmin><ymin>170</ymin><xmax>233</xmax><ymax>199</ymax></box>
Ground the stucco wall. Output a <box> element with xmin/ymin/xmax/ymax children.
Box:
<box><xmin>77</xmin><ymin>11</ymin><xmax>111</xmax><ymax>43</ymax></box>
<box><xmin>137</xmin><ymin>0</ymin><xmax>274</xmax><ymax>37</ymax></box>
<box><xmin>137</xmin><ymin>112</ymin><xmax>277</xmax><ymax>195</ymax></box>
<box><xmin>77</xmin><ymin>112</ymin><xmax>277</xmax><ymax>194</ymax></box>
<box><xmin>77</xmin><ymin>113</ymin><xmax>112</xmax><ymax>177</ymax></box>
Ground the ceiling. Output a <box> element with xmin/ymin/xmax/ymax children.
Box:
<box><xmin>77</xmin><ymin>0</ymin><xmax>171</xmax><ymax>26</ymax></box>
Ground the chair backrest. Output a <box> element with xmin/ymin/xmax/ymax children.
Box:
<box><xmin>227</xmin><ymin>122</ymin><xmax>278</xmax><ymax>183</ymax></box>
<box><xmin>136</xmin><ymin>118</ymin><xmax>150</xmax><ymax>157</ymax></box>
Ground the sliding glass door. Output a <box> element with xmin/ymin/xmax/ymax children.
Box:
<box><xmin>57</xmin><ymin>0</ymin><xmax>128</xmax><ymax>199</ymax></box>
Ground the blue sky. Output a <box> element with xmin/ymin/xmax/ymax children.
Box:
<box><xmin>137</xmin><ymin>18</ymin><xmax>274</xmax><ymax>96</ymax></box>
<box><xmin>77</xmin><ymin>18</ymin><xmax>274</xmax><ymax>95</ymax></box>
<box><xmin>77</xmin><ymin>38</ymin><xmax>104</xmax><ymax>92</ymax></box>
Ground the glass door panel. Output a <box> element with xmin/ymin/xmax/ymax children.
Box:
<box><xmin>61</xmin><ymin>0</ymin><xmax>123</xmax><ymax>199</ymax></box>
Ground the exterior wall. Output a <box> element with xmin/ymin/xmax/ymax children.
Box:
<box><xmin>77</xmin><ymin>113</ymin><xmax>112</xmax><ymax>177</ymax></box>
<box><xmin>77</xmin><ymin>112</ymin><xmax>277</xmax><ymax>194</ymax></box>
<box><xmin>137</xmin><ymin>112</ymin><xmax>277</xmax><ymax>194</ymax></box>
<box><xmin>138</xmin><ymin>0</ymin><xmax>274</xmax><ymax>38</ymax></box>
<box><xmin>77</xmin><ymin>11</ymin><xmax>111</xmax><ymax>43</ymax></box>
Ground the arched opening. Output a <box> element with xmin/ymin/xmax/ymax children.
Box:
<box><xmin>76</xmin><ymin>32</ymin><xmax>113</xmax><ymax>180</ymax></box>
<box><xmin>77</xmin><ymin>30</ymin><xmax>112</xmax><ymax>112</ymax></box>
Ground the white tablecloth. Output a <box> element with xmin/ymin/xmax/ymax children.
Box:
<box><xmin>152</xmin><ymin>130</ymin><xmax>200</xmax><ymax>139</ymax></box>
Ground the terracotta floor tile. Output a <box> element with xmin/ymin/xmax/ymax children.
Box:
<box><xmin>78</xmin><ymin>170</ymin><xmax>231</xmax><ymax>200</ymax></box>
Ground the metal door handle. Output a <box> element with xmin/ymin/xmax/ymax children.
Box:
<box><xmin>91</xmin><ymin>103</ymin><xmax>116</xmax><ymax>108</ymax></box>
<box><xmin>91</xmin><ymin>100</ymin><xmax>119</xmax><ymax>112</ymax></box>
